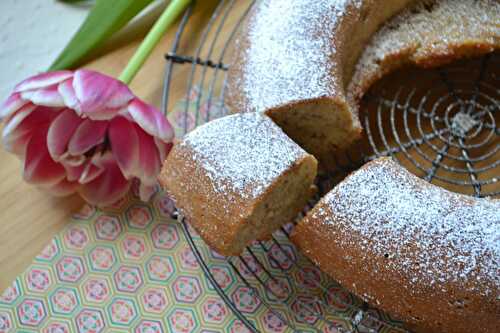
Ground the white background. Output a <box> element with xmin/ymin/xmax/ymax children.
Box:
<box><xmin>0</xmin><ymin>0</ymin><xmax>90</xmax><ymax>101</ymax></box>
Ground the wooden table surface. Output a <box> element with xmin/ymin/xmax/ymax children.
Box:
<box><xmin>0</xmin><ymin>0</ymin><xmax>239</xmax><ymax>290</ymax></box>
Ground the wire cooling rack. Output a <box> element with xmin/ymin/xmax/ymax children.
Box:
<box><xmin>161</xmin><ymin>1</ymin><xmax>499</xmax><ymax>332</ymax></box>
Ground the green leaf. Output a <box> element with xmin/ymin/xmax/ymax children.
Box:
<box><xmin>49</xmin><ymin>0</ymin><xmax>156</xmax><ymax>70</ymax></box>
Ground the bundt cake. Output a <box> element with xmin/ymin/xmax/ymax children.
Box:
<box><xmin>160</xmin><ymin>113</ymin><xmax>317</xmax><ymax>256</ymax></box>
<box><xmin>161</xmin><ymin>1</ymin><xmax>500</xmax><ymax>328</ymax></box>
<box><xmin>291</xmin><ymin>158</ymin><xmax>500</xmax><ymax>333</ymax></box>
<box><xmin>226</xmin><ymin>0</ymin><xmax>500</xmax><ymax>169</ymax></box>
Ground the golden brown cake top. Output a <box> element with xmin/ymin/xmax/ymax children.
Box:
<box><xmin>312</xmin><ymin>158</ymin><xmax>500</xmax><ymax>296</ymax></box>
<box><xmin>230</xmin><ymin>0</ymin><xmax>362</xmax><ymax>112</ymax></box>
<box><xmin>180</xmin><ymin>112</ymin><xmax>309</xmax><ymax>200</ymax></box>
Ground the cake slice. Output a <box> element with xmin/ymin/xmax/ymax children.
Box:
<box><xmin>160</xmin><ymin>113</ymin><xmax>317</xmax><ymax>256</ymax></box>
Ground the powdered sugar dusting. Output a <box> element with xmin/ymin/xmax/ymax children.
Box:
<box><xmin>315</xmin><ymin>158</ymin><xmax>500</xmax><ymax>295</ymax></box>
<box><xmin>182</xmin><ymin>113</ymin><xmax>307</xmax><ymax>199</ymax></box>
<box><xmin>238</xmin><ymin>0</ymin><xmax>361</xmax><ymax>112</ymax></box>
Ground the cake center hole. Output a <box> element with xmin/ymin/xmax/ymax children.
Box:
<box><xmin>355</xmin><ymin>53</ymin><xmax>499</xmax><ymax>198</ymax></box>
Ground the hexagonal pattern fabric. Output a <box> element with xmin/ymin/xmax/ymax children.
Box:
<box><xmin>0</xmin><ymin>188</ymin><xmax>239</xmax><ymax>333</ymax></box>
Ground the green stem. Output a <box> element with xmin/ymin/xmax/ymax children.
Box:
<box><xmin>119</xmin><ymin>0</ymin><xmax>191</xmax><ymax>84</ymax></box>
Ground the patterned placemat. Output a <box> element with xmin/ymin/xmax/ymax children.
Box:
<box><xmin>0</xmin><ymin>186</ymin><xmax>253</xmax><ymax>333</ymax></box>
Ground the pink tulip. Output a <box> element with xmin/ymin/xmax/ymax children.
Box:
<box><xmin>0</xmin><ymin>70</ymin><xmax>174</xmax><ymax>206</ymax></box>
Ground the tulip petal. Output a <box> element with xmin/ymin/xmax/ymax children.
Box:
<box><xmin>47</xmin><ymin>178</ymin><xmax>78</xmax><ymax>196</ymax></box>
<box><xmin>3</xmin><ymin>130</ymin><xmax>31</xmax><ymax>157</ymax></box>
<box><xmin>24</xmin><ymin>127</ymin><xmax>66</xmax><ymax>186</ymax></box>
<box><xmin>21</xmin><ymin>85</ymin><xmax>65</xmax><ymax>107</ymax></box>
<box><xmin>73</xmin><ymin>70</ymin><xmax>133</xmax><ymax>118</ymax></box>
<box><xmin>47</xmin><ymin>109</ymin><xmax>83</xmax><ymax>161</ymax></box>
<box><xmin>79</xmin><ymin>157</ymin><xmax>105</xmax><ymax>184</ymax></box>
<box><xmin>136</xmin><ymin>127</ymin><xmax>161</xmax><ymax>186</ymax></box>
<box><xmin>68</xmin><ymin>119</ymin><xmax>108</xmax><ymax>156</ymax></box>
<box><xmin>79</xmin><ymin>152</ymin><xmax>130</xmax><ymax>207</ymax></box>
<box><xmin>155</xmin><ymin>138</ymin><xmax>172</xmax><ymax>163</ymax></box>
<box><xmin>59</xmin><ymin>153</ymin><xmax>86</xmax><ymax>166</ymax></box>
<box><xmin>58</xmin><ymin>79</ymin><xmax>79</xmax><ymax>111</ymax></box>
<box><xmin>2</xmin><ymin>104</ymin><xmax>37</xmax><ymax>142</ymax></box>
<box><xmin>109</xmin><ymin>116</ymin><xmax>139</xmax><ymax>179</ymax></box>
<box><xmin>86</xmin><ymin>106</ymin><xmax>126</xmax><ymax>121</ymax></box>
<box><xmin>14</xmin><ymin>71</ymin><xmax>73</xmax><ymax>93</ymax></box>
<box><xmin>64</xmin><ymin>164</ymin><xmax>85</xmax><ymax>182</ymax></box>
<box><xmin>127</xmin><ymin>99</ymin><xmax>174</xmax><ymax>142</ymax></box>
<box><xmin>2</xmin><ymin>106</ymin><xmax>57</xmax><ymax>156</ymax></box>
<box><xmin>0</xmin><ymin>93</ymin><xmax>29</xmax><ymax>120</ymax></box>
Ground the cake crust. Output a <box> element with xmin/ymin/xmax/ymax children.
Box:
<box><xmin>292</xmin><ymin>158</ymin><xmax>500</xmax><ymax>333</ymax></box>
<box><xmin>349</xmin><ymin>0</ymin><xmax>500</xmax><ymax>103</ymax></box>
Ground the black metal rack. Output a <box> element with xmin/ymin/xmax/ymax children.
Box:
<box><xmin>161</xmin><ymin>1</ymin><xmax>499</xmax><ymax>332</ymax></box>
